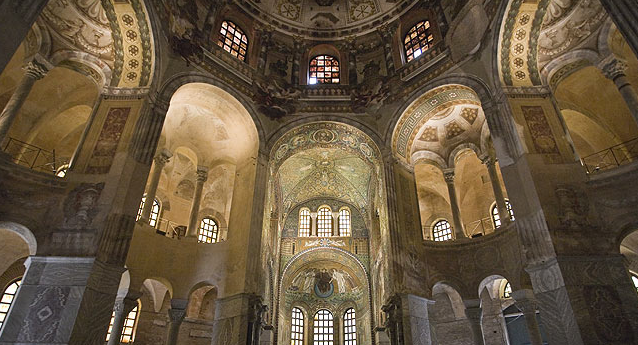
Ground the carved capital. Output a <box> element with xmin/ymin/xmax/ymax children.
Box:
<box><xmin>167</xmin><ymin>307</ymin><xmax>187</xmax><ymax>323</ymax></box>
<box><xmin>480</xmin><ymin>155</ymin><xmax>496</xmax><ymax>168</ymax></box>
<box><xmin>599</xmin><ymin>56</ymin><xmax>628</xmax><ymax>80</ymax></box>
<box><xmin>196</xmin><ymin>166</ymin><xmax>209</xmax><ymax>182</ymax></box>
<box><xmin>154</xmin><ymin>149</ymin><xmax>172</xmax><ymax>166</ymax></box>
<box><xmin>24</xmin><ymin>60</ymin><xmax>48</xmax><ymax>80</ymax></box>
<box><xmin>443</xmin><ymin>170</ymin><xmax>455</xmax><ymax>183</ymax></box>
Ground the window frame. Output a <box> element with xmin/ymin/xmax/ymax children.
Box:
<box><xmin>338</xmin><ymin>208</ymin><xmax>351</xmax><ymax>237</ymax></box>
<box><xmin>217</xmin><ymin>20</ymin><xmax>249</xmax><ymax>62</ymax></box>
<box><xmin>136</xmin><ymin>195</ymin><xmax>161</xmax><ymax>228</ymax></box>
<box><xmin>317</xmin><ymin>206</ymin><xmax>333</xmax><ymax>237</ymax></box>
<box><xmin>0</xmin><ymin>278</ymin><xmax>21</xmax><ymax>331</ymax></box>
<box><xmin>403</xmin><ymin>20</ymin><xmax>435</xmax><ymax>63</ymax></box>
<box><xmin>198</xmin><ymin>216</ymin><xmax>220</xmax><ymax>243</ymax></box>
<box><xmin>343</xmin><ymin>308</ymin><xmax>357</xmax><ymax>345</ymax></box>
<box><xmin>309</xmin><ymin>55</ymin><xmax>341</xmax><ymax>85</ymax></box>
<box><xmin>291</xmin><ymin>307</ymin><xmax>305</xmax><ymax>345</ymax></box>
<box><xmin>502</xmin><ymin>281</ymin><xmax>512</xmax><ymax>299</ymax></box>
<box><xmin>106</xmin><ymin>301</ymin><xmax>141</xmax><ymax>343</ymax></box>
<box><xmin>299</xmin><ymin>208</ymin><xmax>311</xmax><ymax>237</ymax></box>
<box><xmin>432</xmin><ymin>219</ymin><xmax>452</xmax><ymax>242</ymax></box>
<box><xmin>491</xmin><ymin>200</ymin><xmax>515</xmax><ymax>228</ymax></box>
<box><xmin>313</xmin><ymin>309</ymin><xmax>335</xmax><ymax>345</ymax></box>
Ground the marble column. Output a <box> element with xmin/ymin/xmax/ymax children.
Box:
<box><xmin>310</xmin><ymin>212</ymin><xmax>317</xmax><ymax>236</ymax></box>
<box><xmin>140</xmin><ymin>149</ymin><xmax>172</xmax><ymax>223</ymax></box>
<box><xmin>464</xmin><ymin>300</ymin><xmax>485</xmax><ymax>345</ymax></box>
<box><xmin>599</xmin><ymin>56</ymin><xmax>638</xmax><ymax>125</ymax></box>
<box><xmin>512</xmin><ymin>290</ymin><xmax>543</xmax><ymax>345</ymax></box>
<box><xmin>166</xmin><ymin>299</ymin><xmax>187</xmax><ymax>345</ymax></box>
<box><xmin>443</xmin><ymin>170</ymin><xmax>466</xmax><ymax>239</ymax></box>
<box><xmin>0</xmin><ymin>1</ymin><xmax>49</xmax><ymax>73</ymax></box>
<box><xmin>107</xmin><ymin>295</ymin><xmax>140</xmax><ymax>345</ymax></box>
<box><xmin>0</xmin><ymin>60</ymin><xmax>48</xmax><ymax>143</ymax></box>
<box><xmin>599</xmin><ymin>0</ymin><xmax>638</xmax><ymax>58</ymax></box>
<box><xmin>482</xmin><ymin>155</ymin><xmax>510</xmax><ymax>226</ymax></box>
<box><xmin>186</xmin><ymin>166</ymin><xmax>208</xmax><ymax>238</ymax></box>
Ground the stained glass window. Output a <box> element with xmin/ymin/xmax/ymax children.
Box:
<box><xmin>339</xmin><ymin>208</ymin><xmax>351</xmax><ymax>237</ymax></box>
<box><xmin>106</xmin><ymin>302</ymin><xmax>140</xmax><ymax>343</ymax></box>
<box><xmin>313</xmin><ymin>309</ymin><xmax>334</xmax><ymax>345</ymax></box>
<box><xmin>432</xmin><ymin>220</ymin><xmax>452</xmax><ymax>241</ymax></box>
<box><xmin>299</xmin><ymin>208</ymin><xmax>311</xmax><ymax>237</ymax></box>
<box><xmin>492</xmin><ymin>200</ymin><xmax>515</xmax><ymax>228</ymax></box>
<box><xmin>198</xmin><ymin>217</ymin><xmax>219</xmax><ymax>243</ymax></box>
<box><xmin>317</xmin><ymin>207</ymin><xmax>333</xmax><ymax>237</ymax></box>
<box><xmin>291</xmin><ymin>307</ymin><xmax>304</xmax><ymax>345</ymax></box>
<box><xmin>136</xmin><ymin>196</ymin><xmax>161</xmax><ymax>227</ymax></box>
<box><xmin>343</xmin><ymin>308</ymin><xmax>357</xmax><ymax>345</ymax></box>
<box><xmin>218</xmin><ymin>20</ymin><xmax>248</xmax><ymax>61</ymax></box>
<box><xmin>309</xmin><ymin>55</ymin><xmax>340</xmax><ymax>84</ymax></box>
<box><xmin>0</xmin><ymin>279</ymin><xmax>21</xmax><ymax>330</ymax></box>
<box><xmin>404</xmin><ymin>21</ymin><xmax>435</xmax><ymax>62</ymax></box>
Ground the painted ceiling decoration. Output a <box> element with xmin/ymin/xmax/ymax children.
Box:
<box><xmin>39</xmin><ymin>0</ymin><xmax>154</xmax><ymax>88</ymax></box>
<box><xmin>392</xmin><ymin>85</ymin><xmax>480</xmax><ymax>163</ymax></box>
<box><xmin>499</xmin><ymin>0</ymin><xmax>607</xmax><ymax>87</ymax></box>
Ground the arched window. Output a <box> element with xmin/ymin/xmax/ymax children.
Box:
<box><xmin>492</xmin><ymin>200</ymin><xmax>515</xmax><ymax>228</ymax></box>
<box><xmin>0</xmin><ymin>279</ymin><xmax>21</xmax><ymax>330</ymax></box>
<box><xmin>106</xmin><ymin>302</ymin><xmax>140</xmax><ymax>343</ymax></box>
<box><xmin>136</xmin><ymin>196</ymin><xmax>161</xmax><ymax>227</ymax></box>
<box><xmin>198</xmin><ymin>217</ymin><xmax>219</xmax><ymax>243</ymax></box>
<box><xmin>343</xmin><ymin>308</ymin><xmax>357</xmax><ymax>345</ymax></box>
<box><xmin>632</xmin><ymin>274</ymin><xmax>638</xmax><ymax>294</ymax></box>
<box><xmin>313</xmin><ymin>309</ymin><xmax>334</xmax><ymax>345</ymax></box>
<box><xmin>317</xmin><ymin>207</ymin><xmax>333</xmax><ymax>237</ymax></box>
<box><xmin>404</xmin><ymin>20</ymin><xmax>435</xmax><ymax>63</ymax></box>
<box><xmin>339</xmin><ymin>208</ymin><xmax>351</xmax><ymax>237</ymax></box>
<box><xmin>299</xmin><ymin>208</ymin><xmax>311</xmax><ymax>237</ymax></box>
<box><xmin>218</xmin><ymin>20</ymin><xmax>248</xmax><ymax>61</ymax></box>
<box><xmin>309</xmin><ymin>55</ymin><xmax>340</xmax><ymax>85</ymax></box>
<box><xmin>291</xmin><ymin>307</ymin><xmax>304</xmax><ymax>345</ymax></box>
<box><xmin>432</xmin><ymin>220</ymin><xmax>452</xmax><ymax>242</ymax></box>
<box><xmin>502</xmin><ymin>282</ymin><xmax>512</xmax><ymax>299</ymax></box>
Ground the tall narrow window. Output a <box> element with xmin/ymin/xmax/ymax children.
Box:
<box><xmin>404</xmin><ymin>20</ymin><xmax>435</xmax><ymax>62</ymax></box>
<box><xmin>432</xmin><ymin>220</ymin><xmax>452</xmax><ymax>241</ymax></box>
<box><xmin>106</xmin><ymin>302</ymin><xmax>140</xmax><ymax>343</ymax></box>
<box><xmin>339</xmin><ymin>208</ymin><xmax>351</xmax><ymax>236</ymax></box>
<box><xmin>299</xmin><ymin>208</ymin><xmax>311</xmax><ymax>237</ymax></box>
<box><xmin>218</xmin><ymin>20</ymin><xmax>248</xmax><ymax>61</ymax></box>
<box><xmin>291</xmin><ymin>307</ymin><xmax>304</xmax><ymax>345</ymax></box>
<box><xmin>136</xmin><ymin>196</ymin><xmax>161</xmax><ymax>227</ymax></box>
<box><xmin>492</xmin><ymin>200</ymin><xmax>515</xmax><ymax>228</ymax></box>
<box><xmin>198</xmin><ymin>217</ymin><xmax>219</xmax><ymax>243</ymax></box>
<box><xmin>313</xmin><ymin>309</ymin><xmax>334</xmax><ymax>345</ymax></box>
<box><xmin>309</xmin><ymin>55</ymin><xmax>340</xmax><ymax>85</ymax></box>
<box><xmin>343</xmin><ymin>308</ymin><xmax>357</xmax><ymax>345</ymax></box>
<box><xmin>0</xmin><ymin>279</ymin><xmax>21</xmax><ymax>330</ymax></box>
<box><xmin>317</xmin><ymin>207</ymin><xmax>333</xmax><ymax>237</ymax></box>
<box><xmin>502</xmin><ymin>282</ymin><xmax>512</xmax><ymax>299</ymax></box>
<box><xmin>632</xmin><ymin>274</ymin><xmax>638</xmax><ymax>294</ymax></box>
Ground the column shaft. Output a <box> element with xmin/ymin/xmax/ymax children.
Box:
<box><xmin>464</xmin><ymin>301</ymin><xmax>485</xmax><ymax>345</ymax></box>
<box><xmin>484</xmin><ymin>157</ymin><xmax>510</xmax><ymax>226</ymax></box>
<box><xmin>444</xmin><ymin>171</ymin><xmax>465</xmax><ymax>239</ymax></box>
<box><xmin>600</xmin><ymin>0</ymin><xmax>638</xmax><ymax>58</ymax></box>
<box><xmin>0</xmin><ymin>61</ymin><xmax>48</xmax><ymax>143</ymax></box>
<box><xmin>0</xmin><ymin>1</ymin><xmax>48</xmax><ymax>73</ymax></box>
<box><xmin>166</xmin><ymin>299</ymin><xmax>187</xmax><ymax>345</ymax></box>
<box><xmin>107</xmin><ymin>299</ymin><xmax>127</xmax><ymax>345</ymax></box>
<box><xmin>140</xmin><ymin>150</ymin><xmax>172</xmax><ymax>223</ymax></box>
<box><xmin>600</xmin><ymin>57</ymin><xmax>638</xmax><ymax>125</ymax></box>
<box><xmin>187</xmin><ymin>166</ymin><xmax>208</xmax><ymax>238</ymax></box>
<box><xmin>513</xmin><ymin>290</ymin><xmax>543</xmax><ymax>345</ymax></box>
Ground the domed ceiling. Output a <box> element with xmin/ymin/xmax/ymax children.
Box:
<box><xmin>278</xmin><ymin>147</ymin><xmax>372</xmax><ymax>212</ymax></box>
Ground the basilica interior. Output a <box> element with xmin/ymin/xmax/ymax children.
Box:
<box><xmin>0</xmin><ymin>0</ymin><xmax>638</xmax><ymax>344</ymax></box>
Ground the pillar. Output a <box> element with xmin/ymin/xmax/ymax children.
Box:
<box><xmin>443</xmin><ymin>170</ymin><xmax>466</xmax><ymax>239</ymax></box>
<box><xmin>0</xmin><ymin>60</ymin><xmax>48</xmax><ymax>143</ymax></box>
<box><xmin>292</xmin><ymin>39</ymin><xmax>302</xmax><ymax>86</ymax></box>
<box><xmin>512</xmin><ymin>290</ymin><xmax>543</xmax><ymax>345</ymax></box>
<box><xmin>599</xmin><ymin>56</ymin><xmax>638</xmax><ymax>125</ymax></box>
<box><xmin>599</xmin><ymin>0</ymin><xmax>638</xmax><ymax>58</ymax></box>
<box><xmin>257</xmin><ymin>28</ymin><xmax>272</xmax><ymax>74</ymax></box>
<box><xmin>107</xmin><ymin>294</ymin><xmax>140</xmax><ymax>345</ymax></box>
<box><xmin>377</xmin><ymin>25</ymin><xmax>396</xmax><ymax>77</ymax></box>
<box><xmin>140</xmin><ymin>149</ymin><xmax>172</xmax><ymax>223</ymax></box>
<box><xmin>166</xmin><ymin>299</ymin><xmax>187</xmax><ymax>345</ymax></box>
<box><xmin>464</xmin><ymin>300</ymin><xmax>485</xmax><ymax>345</ymax></box>
<box><xmin>0</xmin><ymin>1</ymin><xmax>49</xmax><ymax>73</ymax></box>
<box><xmin>186</xmin><ymin>166</ymin><xmax>208</xmax><ymax>238</ymax></box>
<box><xmin>482</xmin><ymin>155</ymin><xmax>510</xmax><ymax>226</ymax></box>
<box><xmin>310</xmin><ymin>212</ymin><xmax>317</xmax><ymax>236</ymax></box>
